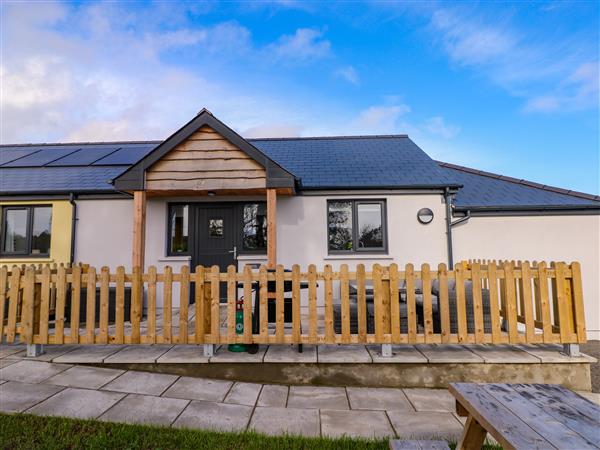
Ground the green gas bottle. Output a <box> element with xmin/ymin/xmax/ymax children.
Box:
<box><xmin>228</xmin><ymin>299</ymin><xmax>246</xmax><ymax>352</ymax></box>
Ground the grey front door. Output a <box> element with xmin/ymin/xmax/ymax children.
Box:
<box><xmin>194</xmin><ymin>205</ymin><xmax>236</xmax><ymax>301</ymax></box>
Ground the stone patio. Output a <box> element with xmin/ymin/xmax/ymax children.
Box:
<box><xmin>1</xmin><ymin>352</ymin><xmax>598</xmax><ymax>439</ymax></box>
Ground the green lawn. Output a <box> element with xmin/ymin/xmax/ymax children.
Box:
<box><xmin>0</xmin><ymin>413</ymin><xmax>501</xmax><ymax>450</ymax></box>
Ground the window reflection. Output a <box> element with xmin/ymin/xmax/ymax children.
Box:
<box><xmin>328</xmin><ymin>201</ymin><xmax>353</xmax><ymax>251</ymax></box>
<box><xmin>169</xmin><ymin>205</ymin><xmax>189</xmax><ymax>253</ymax></box>
<box><xmin>242</xmin><ymin>203</ymin><xmax>267</xmax><ymax>250</ymax></box>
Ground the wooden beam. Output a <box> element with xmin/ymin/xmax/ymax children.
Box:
<box><xmin>132</xmin><ymin>190</ymin><xmax>147</xmax><ymax>270</ymax></box>
<box><xmin>267</xmin><ymin>188</ymin><xmax>277</xmax><ymax>269</ymax></box>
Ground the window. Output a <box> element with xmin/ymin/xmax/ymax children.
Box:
<box><xmin>327</xmin><ymin>200</ymin><xmax>386</xmax><ymax>253</ymax></box>
<box><xmin>242</xmin><ymin>203</ymin><xmax>267</xmax><ymax>251</ymax></box>
<box><xmin>168</xmin><ymin>205</ymin><xmax>189</xmax><ymax>254</ymax></box>
<box><xmin>1</xmin><ymin>206</ymin><xmax>52</xmax><ymax>257</ymax></box>
<box><xmin>208</xmin><ymin>218</ymin><xmax>224</xmax><ymax>237</ymax></box>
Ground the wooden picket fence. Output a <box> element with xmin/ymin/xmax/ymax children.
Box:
<box><xmin>0</xmin><ymin>261</ymin><xmax>587</xmax><ymax>346</ymax></box>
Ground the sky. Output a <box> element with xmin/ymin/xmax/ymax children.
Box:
<box><xmin>1</xmin><ymin>1</ymin><xmax>599</xmax><ymax>194</ymax></box>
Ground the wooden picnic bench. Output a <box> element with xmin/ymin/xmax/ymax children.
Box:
<box><xmin>449</xmin><ymin>383</ymin><xmax>600</xmax><ymax>450</ymax></box>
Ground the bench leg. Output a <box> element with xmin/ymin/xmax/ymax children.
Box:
<box><xmin>27</xmin><ymin>344</ymin><xmax>44</xmax><ymax>358</ymax></box>
<box><xmin>457</xmin><ymin>415</ymin><xmax>487</xmax><ymax>450</ymax></box>
<box><xmin>203</xmin><ymin>344</ymin><xmax>214</xmax><ymax>358</ymax></box>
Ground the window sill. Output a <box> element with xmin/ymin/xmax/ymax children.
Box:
<box><xmin>159</xmin><ymin>255</ymin><xmax>191</xmax><ymax>262</ymax></box>
<box><xmin>0</xmin><ymin>257</ymin><xmax>54</xmax><ymax>264</ymax></box>
<box><xmin>237</xmin><ymin>254</ymin><xmax>267</xmax><ymax>261</ymax></box>
<box><xmin>324</xmin><ymin>254</ymin><xmax>392</xmax><ymax>260</ymax></box>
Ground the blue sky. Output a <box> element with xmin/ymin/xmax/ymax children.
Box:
<box><xmin>2</xmin><ymin>1</ymin><xmax>598</xmax><ymax>193</ymax></box>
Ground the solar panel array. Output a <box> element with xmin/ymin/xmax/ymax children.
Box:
<box><xmin>0</xmin><ymin>142</ymin><xmax>160</xmax><ymax>168</ymax></box>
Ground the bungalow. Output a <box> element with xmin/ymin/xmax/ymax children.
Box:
<box><xmin>1</xmin><ymin>109</ymin><xmax>599</xmax><ymax>339</ymax></box>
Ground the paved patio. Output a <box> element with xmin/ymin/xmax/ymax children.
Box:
<box><xmin>1</xmin><ymin>347</ymin><xmax>598</xmax><ymax>439</ymax></box>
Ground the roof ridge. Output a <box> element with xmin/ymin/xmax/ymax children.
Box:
<box><xmin>0</xmin><ymin>140</ymin><xmax>163</xmax><ymax>147</ymax></box>
<box><xmin>248</xmin><ymin>134</ymin><xmax>409</xmax><ymax>141</ymax></box>
<box><xmin>437</xmin><ymin>160</ymin><xmax>600</xmax><ymax>203</ymax></box>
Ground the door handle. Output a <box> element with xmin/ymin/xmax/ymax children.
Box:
<box><xmin>228</xmin><ymin>246</ymin><xmax>237</xmax><ymax>260</ymax></box>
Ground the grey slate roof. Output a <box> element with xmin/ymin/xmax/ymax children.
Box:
<box><xmin>248</xmin><ymin>136</ymin><xmax>460</xmax><ymax>189</ymax></box>
<box><xmin>1</xmin><ymin>137</ymin><xmax>598</xmax><ymax>212</ymax></box>
<box><xmin>438</xmin><ymin>162</ymin><xmax>600</xmax><ymax>210</ymax></box>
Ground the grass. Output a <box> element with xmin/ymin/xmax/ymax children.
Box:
<box><xmin>0</xmin><ymin>413</ymin><xmax>502</xmax><ymax>450</ymax></box>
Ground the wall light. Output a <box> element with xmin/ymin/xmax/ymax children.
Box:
<box><xmin>417</xmin><ymin>207</ymin><xmax>434</xmax><ymax>225</ymax></box>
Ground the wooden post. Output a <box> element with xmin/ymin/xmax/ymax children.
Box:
<box><xmin>132</xmin><ymin>190</ymin><xmax>147</xmax><ymax>270</ymax></box>
<box><xmin>266</xmin><ymin>188</ymin><xmax>277</xmax><ymax>269</ymax></box>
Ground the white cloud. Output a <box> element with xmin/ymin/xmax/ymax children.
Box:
<box><xmin>422</xmin><ymin>116</ymin><xmax>460</xmax><ymax>139</ymax></box>
<box><xmin>350</xmin><ymin>104</ymin><xmax>411</xmax><ymax>134</ymax></box>
<box><xmin>268</xmin><ymin>28</ymin><xmax>331</xmax><ymax>62</ymax></box>
<box><xmin>243</xmin><ymin>123</ymin><xmax>304</xmax><ymax>138</ymax></box>
<box><xmin>335</xmin><ymin>66</ymin><xmax>359</xmax><ymax>85</ymax></box>
<box><xmin>427</xmin><ymin>6</ymin><xmax>598</xmax><ymax>113</ymax></box>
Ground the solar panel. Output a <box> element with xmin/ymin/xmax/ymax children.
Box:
<box><xmin>93</xmin><ymin>144</ymin><xmax>158</xmax><ymax>165</ymax></box>
<box><xmin>2</xmin><ymin>146</ymin><xmax>80</xmax><ymax>167</ymax></box>
<box><xmin>47</xmin><ymin>146</ymin><xmax>120</xmax><ymax>166</ymax></box>
<box><xmin>0</xmin><ymin>148</ymin><xmax>41</xmax><ymax>166</ymax></box>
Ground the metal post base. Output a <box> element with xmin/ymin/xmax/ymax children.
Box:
<box><xmin>27</xmin><ymin>344</ymin><xmax>45</xmax><ymax>358</ymax></box>
<box><xmin>203</xmin><ymin>344</ymin><xmax>214</xmax><ymax>358</ymax></box>
<box><xmin>381</xmin><ymin>344</ymin><xmax>392</xmax><ymax>358</ymax></box>
<box><xmin>562</xmin><ymin>343</ymin><xmax>580</xmax><ymax>357</ymax></box>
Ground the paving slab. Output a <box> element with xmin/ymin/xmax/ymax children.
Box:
<box><xmin>264</xmin><ymin>345</ymin><xmax>317</xmax><ymax>363</ymax></box>
<box><xmin>103</xmin><ymin>370</ymin><xmax>178</xmax><ymax>396</ymax></box>
<box><xmin>287</xmin><ymin>386</ymin><xmax>349</xmax><ymax>410</ymax></box>
<box><xmin>0</xmin><ymin>360</ymin><xmax>72</xmax><ymax>383</ymax></box>
<box><xmin>156</xmin><ymin>345</ymin><xmax>209</xmax><ymax>363</ymax></box>
<box><xmin>0</xmin><ymin>345</ymin><xmax>26</xmax><ymax>358</ymax></box>
<box><xmin>28</xmin><ymin>387</ymin><xmax>125</xmax><ymax>419</ymax></box>
<box><xmin>249</xmin><ymin>406</ymin><xmax>320</xmax><ymax>437</ymax></box>
<box><xmin>53</xmin><ymin>345</ymin><xmax>125</xmax><ymax>363</ymax></box>
<box><xmin>0</xmin><ymin>359</ymin><xmax>18</xmax><ymax>369</ymax></box>
<box><xmin>173</xmin><ymin>400</ymin><xmax>252</xmax><ymax>432</ymax></box>
<box><xmin>256</xmin><ymin>384</ymin><xmax>288</xmax><ymax>407</ymax></box>
<box><xmin>162</xmin><ymin>376</ymin><xmax>232</xmax><ymax>402</ymax></box>
<box><xmin>467</xmin><ymin>345</ymin><xmax>540</xmax><ymax>363</ymax></box>
<box><xmin>104</xmin><ymin>345</ymin><xmax>172</xmax><ymax>363</ymax></box>
<box><xmin>518</xmin><ymin>344</ymin><xmax>597</xmax><ymax>363</ymax></box>
<box><xmin>224</xmin><ymin>382</ymin><xmax>262</xmax><ymax>406</ymax></box>
<box><xmin>44</xmin><ymin>366</ymin><xmax>124</xmax><ymax>389</ymax></box>
<box><xmin>367</xmin><ymin>345</ymin><xmax>428</xmax><ymax>363</ymax></box>
<box><xmin>387</xmin><ymin>411</ymin><xmax>464</xmax><ymax>440</ymax></box>
<box><xmin>347</xmin><ymin>387</ymin><xmax>412</xmax><ymax>411</ymax></box>
<box><xmin>209</xmin><ymin>345</ymin><xmax>267</xmax><ymax>363</ymax></box>
<box><xmin>414</xmin><ymin>344</ymin><xmax>483</xmax><ymax>363</ymax></box>
<box><xmin>403</xmin><ymin>388</ymin><xmax>456</xmax><ymax>412</ymax></box>
<box><xmin>100</xmin><ymin>393</ymin><xmax>189</xmax><ymax>426</ymax></box>
<box><xmin>321</xmin><ymin>409</ymin><xmax>396</xmax><ymax>438</ymax></box>
<box><xmin>318</xmin><ymin>345</ymin><xmax>372</xmax><ymax>363</ymax></box>
<box><xmin>0</xmin><ymin>381</ymin><xmax>64</xmax><ymax>413</ymax></box>
<box><xmin>9</xmin><ymin>345</ymin><xmax>79</xmax><ymax>362</ymax></box>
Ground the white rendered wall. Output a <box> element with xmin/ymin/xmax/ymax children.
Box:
<box><xmin>453</xmin><ymin>214</ymin><xmax>600</xmax><ymax>339</ymax></box>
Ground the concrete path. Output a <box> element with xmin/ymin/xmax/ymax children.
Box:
<box><xmin>0</xmin><ymin>358</ymin><xmax>468</xmax><ymax>439</ymax></box>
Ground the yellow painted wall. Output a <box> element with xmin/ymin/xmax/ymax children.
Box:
<box><xmin>0</xmin><ymin>200</ymin><xmax>73</xmax><ymax>265</ymax></box>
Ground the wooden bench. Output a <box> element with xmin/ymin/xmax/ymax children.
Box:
<box><xmin>389</xmin><ymin>440</ymin><xmax>450</xmax><ymax>450</ymax></box>
<box><xmin>449</xmin><ymin>383</ymin><xmax>600</xmax><ymax>450</ymax></box>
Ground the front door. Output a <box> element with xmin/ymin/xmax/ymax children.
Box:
<box><xmin>194</xmin><ymin>205</ymin><xmax>236</xmax><ymax>300</ymax></box>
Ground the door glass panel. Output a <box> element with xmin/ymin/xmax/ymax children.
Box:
<box><xmin>209</xmin><ymin>218</ymin><xmax>224</xmax><ymax>237</ymax></box>
<box><xmin>357</xmin><ymin>203</ymin><xmax>383</xmax><ymax>248</ymax></box>
<box><xmin>2</xmin><ymin>209</ymin><xmax>28</xmax><ymax>253</ymax></box>
<box><xmin>242</xmin><ymin>203</ymin><xmax>267</xmax><ymax>250</ymax></box>
<box><xmin>169</xmin><ymin>205</ymin><xmax>189</xmax><ymax>253</ymax></box>
<box><xmin>328</xmin><ymin>201</ymin><xmax>353</xmax><ymax>251</ymax></box>
<box><xmin>31</xmin><ymin>206</ymin><xmax>52</xmax><ymax>255</ymax></box>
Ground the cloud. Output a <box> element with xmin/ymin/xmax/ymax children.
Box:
<box><xmin>242</xmin><ymin>123</ymin><xmax>304</xmax><ymax>138</ymax></box>
<box><xmin>0</xmin><ymin>2</ymin><xmax>324</xmax><ymax>144</ymax></box>
<box><xmin>335</xmin><ymin>66</ymin><xmax>359</xmax><ymax>85</ymax></box>
<box><xmin>422</xmin><ymin>116</ymin><xmax>460</xmax><ymax>139</ymax></box>
<box><xmin>426</xmin><ymin>6</ymin><xmax>598</xmax><ymax>113</ymax></box>
<box><xmin>268</xmin><ymin>28</ymin><xmax>331</xmax><ymax>62</ymax></box>
<box><xmin>350</xmin><ymin>104</ymin><xmax>411</xmax><ymax>134</ymax></box>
